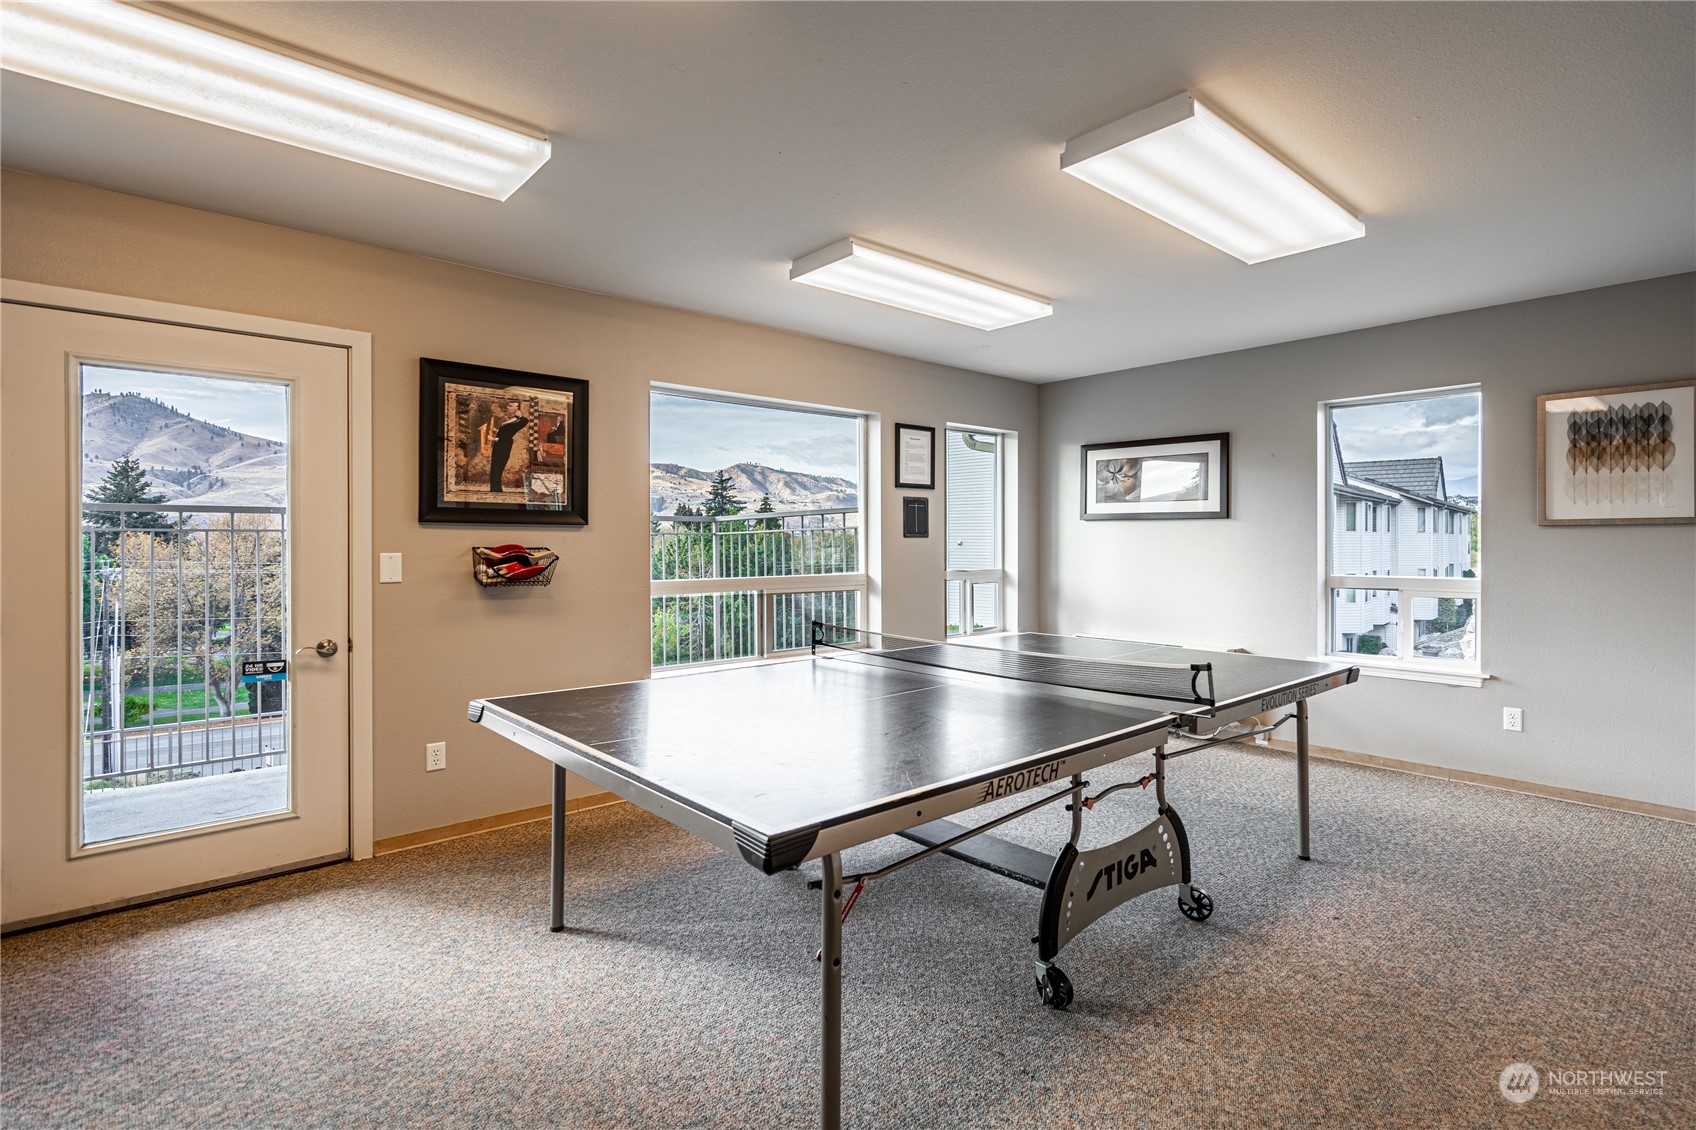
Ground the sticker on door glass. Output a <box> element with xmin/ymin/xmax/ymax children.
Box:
<box><xmin>240</xmin><ymin>659</ymin><xmax>288</xmax><ymax>683</ymax></box>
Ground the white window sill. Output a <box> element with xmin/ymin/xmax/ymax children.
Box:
<box><xmin>1317</xmin><ymin>656</ymin><xmax>1489</xmax><ymax>687</ymax></box>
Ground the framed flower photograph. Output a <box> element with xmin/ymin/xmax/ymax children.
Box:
<box><xmin>1080</xmin><ymin>433</ymin><xmax>1230</xmax><ymax>521</ymax></box>
<box><xmin>1537</xmin><ymin>379</ymin><xmax>1694</xmax><ymax>526</ymax></box>
<box><xmin>419</xmin><ymin>358</ymin><xmax>589</xmax><ymax>525</ymax></box>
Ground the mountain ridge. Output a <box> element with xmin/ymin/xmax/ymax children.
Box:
<box><xmin>650</xmin><ymin>461</ymin><xmax>857</xmax><ymax>514</ymax></box>
<box><xmin>82</xmin><ymin>391</ymin><xmax>286</xmax><ymax>507</ymax></box>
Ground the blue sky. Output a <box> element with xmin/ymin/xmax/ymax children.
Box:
<box><xmin>1333</xmin><ymin>392</ymin><xmax>1480</xmax><ymax>497</ymax></box>
<box><xmin>650</xmin><ymin>393</ymin><xmax>860</xmax><ymax>480</ymax></box>
<box><xmin>84</xmin><ymin>365</ymin><xmax>288</xmax><ymax>442</ymax></box>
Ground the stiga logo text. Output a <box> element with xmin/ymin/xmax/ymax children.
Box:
<box><xmin>1086</xmin><ymin>848</ymin><xmax>1162</xmax><ymax>900</ymax></box>
<box><xmin>978</xmin><ymin>761</ymin><xmax>1061</xmax><ymax>803</ymax></box>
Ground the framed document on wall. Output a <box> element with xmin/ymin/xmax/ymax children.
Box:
<box><xmin>895</xmin><ymin>423</ymin><xmax>935</xmax><ymax>489</ymax></box>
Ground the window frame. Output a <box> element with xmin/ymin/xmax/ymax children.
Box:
<box><xmin>648</xmin><ymin>385</ymin><xmax>868</xmax><ymax>669</ymax></box>
<box><xmin>943</xmin><ymin>425</ymin><xmax>1008</xmax><ymax>638</ymax></box>
<box><xmin>1319</xmin><ymin>385</ymin><xmax>1483</xmax><ymax>685</ymax></box>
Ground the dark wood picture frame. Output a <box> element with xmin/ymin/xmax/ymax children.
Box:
<box><xmin>895</xmin><ymin>423</ymin><xmax>936</xmax><ymax>490</ymax></box>
<box><xmin>419</xmin><ymin>357</ymin><xmax>589</xmax><ymax>525</ymax></box>
<box><xmin>1080</xmin><ymin>433</ymin><xmax>1230</xmax><ymax>521</ymax></box>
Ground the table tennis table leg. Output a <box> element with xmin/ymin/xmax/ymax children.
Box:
<box><xmin>1297</xmin><ymin>698</ymin><xmax>1311</xmax><ymax>861</ymax></box>
<box><xmin>820</xmin><ymin>852</ymin><xmax>844</xmax><ymax>1130</ymax></box>
<box><xmin>550</xmin><ymin>763</ymin><xmax>567</xmax><ymax>932</ymax></box>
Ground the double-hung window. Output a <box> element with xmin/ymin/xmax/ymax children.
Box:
<box><xmin>944</xmin><ymin>428</ymin><xmax>1005</xmax><ymax>636</ymax></box>
<box><xmin>1324</xmin><ymin>387</ymin><xmax>1481</xmax><ymax>680</ymax></box>
<box><xmin>649</xmin><ymin>389</ymin><xmax>866</xmax><ymax>667</ymax></box>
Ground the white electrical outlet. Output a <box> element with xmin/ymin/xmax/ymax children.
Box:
<box><xmin>1503</xmin><ymin>707</ymin><xmax>1524</xmax><ymax>732</ymax></box>
<box><xmin>426</xmin><ymin>741</ymin><xmax>447</xmax><ymax>771</ymax></box>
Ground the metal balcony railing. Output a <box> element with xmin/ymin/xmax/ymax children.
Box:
<box><xmin>80</xmin><ymin>502</ymin><xmax>289</xmax><ymax>788</ymax></box>
<box><xmin>650</xmin><ymin>507</ymin><xmax>864</xmax><ymax>667</ymax></box>
<box><xmin>650</xmin><ymin>506</ymin><xmax>860</xmax><ymax>581</ymax></box>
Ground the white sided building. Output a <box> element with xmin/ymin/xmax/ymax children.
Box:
<box><xmin>1329</xmin><ymin>426</ymin><xmax>1476</xmax><ymax>656</ymax></box>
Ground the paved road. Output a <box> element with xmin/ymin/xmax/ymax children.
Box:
<box><xmin>83</xmin><ymin>714</ymin><xmax>285</xmax><ymax>780</ymax></box>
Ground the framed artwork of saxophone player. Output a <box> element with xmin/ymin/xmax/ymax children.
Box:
<box><xmin>1080</xmin><ymin>433</ymin><xmax>1230</xmax><ymax>521</ymax></box>
<box><xmin>419</xmin><ymin>358</ymin><xmax>590</xmax><ymax>525</ymax></box>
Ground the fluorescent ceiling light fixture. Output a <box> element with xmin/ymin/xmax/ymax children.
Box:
<box><xmin>0</xmin><ymin>0</ymin><xmax>551</xmax><ymax>200</ymax></box>
<box><xmin>1061</xmin><ymin>92</ymin><xmax>1363</xmax><ymax>264</ymax></box>
<box><xmin>789</xmin><ymin>239</ymin><xmax>1052</xmax><ymax>331</ymax></box>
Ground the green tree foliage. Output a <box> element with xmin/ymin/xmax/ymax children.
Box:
<box><xmin>1430</xmin><ymin>597</ymin><xmax>1475</xmax><ymax>635</ymax></box>
<box><xmin>702</xmin><ymin>471</ymin><xmax>744</xmax><ymax>518</ymax></box>
<box><xmin>107</xmin><ymin>516</ymin><xmax>286</xmax><ymax>717</ymax></box>
<box><xmin>1355</xmin><ymin>635</ymin><xmax>1386</xmax><ymax>655</ymax></box>
<box><xmin>650</xmin><ymin>592</ymin><xmax>758</xmax><ymax>667</ymax></box>
<box><xmin>85</xmin><ymin>456</ymin><xmax>172</xmax><ymax>553</ymax></box>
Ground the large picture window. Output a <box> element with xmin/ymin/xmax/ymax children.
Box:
<box><xmin>650</xmin><ymin>390</ymin><xmax>864</xmax><ymax>668</ymax></box>
<box><xmin>1324</xmin><ymin>388</ymin><xmax>1481</xmax><ymax>676</ymax></box>
<box><xmin>944</xmin><ymin>428</ymin><xmax>1005</xmax><ymax>636</ymax></box>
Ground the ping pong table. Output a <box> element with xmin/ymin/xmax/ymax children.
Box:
<box><xmin>469</xmin><ymin>623</ymin><xmax>1357</xmax><ymax>1129</ymax></box>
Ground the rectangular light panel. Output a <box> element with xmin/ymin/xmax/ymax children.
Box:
<box><xmin>790</xmin><ymin>238</ymin><xmax>1052</xmax><ymax>331</ymax></box>
<box><xmin>1062</xmin><ymin>93</ymin><xmax>1363</xmax><ymax>264</ymax></box>
<box><xmin>0</xmin><ymin>0</ymin><xmax>551</xmax><ymax>200</ymax></box>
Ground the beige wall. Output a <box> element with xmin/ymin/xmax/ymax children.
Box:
<box><xmin>1</xmin><ymin>170</ymin><xmax>1040</xmax><ymax>841</ymax></box>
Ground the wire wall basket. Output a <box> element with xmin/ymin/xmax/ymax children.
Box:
<box><xmin>472</xmin><ymin>545</ymin><xmax>559</xmax><ymax>588</ymax></box>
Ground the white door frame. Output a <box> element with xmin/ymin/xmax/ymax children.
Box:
<box><xmin>2</xmin><ymin>279</ymin><xmax>376</xmax><ymax>860</ymax></box>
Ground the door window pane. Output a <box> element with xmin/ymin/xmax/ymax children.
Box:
<box><xmin>79</xmin><ymin>366</ymin><xmax>289</xmax><ymax>845</ymax></box>
<box><xmin>945</xmin><ymin>432</ymin><xmax>999</xmax><ymax>571</ymax></box>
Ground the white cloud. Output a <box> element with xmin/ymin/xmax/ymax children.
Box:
<box><xmin>1334</xmin><ymin>393</ymin><xmax>1481</xmax><ymax>495</ymax></box>
<box><xmin>650</xmin><ymin>394</ymin><xmax>861</xmax><ymax>479</ymax></box>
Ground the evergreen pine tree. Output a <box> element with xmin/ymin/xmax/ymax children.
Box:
<box><xmin>86</xmin><ymin>456</ymin><xmax>172</xmax><ymax>551</ymax></box>
<box><xmin>755</xmin><ymin>493</ymin><xmax>778</xmax><ymax>530</ymax></box>
<box><xmin>702</xmin><ymin>470</ymin><xmax>744</xmax><ymax>518</ymax></box>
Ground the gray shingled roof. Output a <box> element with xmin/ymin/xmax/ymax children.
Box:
<box><xmin>1345</xmin><ymin>457</ymin><xmax>1446</xmax><ymax>499</ymax></box>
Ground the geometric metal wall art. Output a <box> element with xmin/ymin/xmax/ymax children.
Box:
<box><xmin>1537</xmin><ymin>379</ymin><xmax>1695</xmax><ymax>525</ymax></box>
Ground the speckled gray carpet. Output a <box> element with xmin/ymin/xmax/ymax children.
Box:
<box><xmin>4</xmin><ymin>746</ymin><xmax>1693</xmax><ymax>1129</ymax></box>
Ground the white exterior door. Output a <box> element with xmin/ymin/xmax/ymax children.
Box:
<box><xmin>2</xmin><ymin>301</ymin><xmax>351</xmax><ymax>929</ymax></box>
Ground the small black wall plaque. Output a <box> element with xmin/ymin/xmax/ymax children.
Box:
<box><xmin>903</xmin><ymin>496</ymin><xmax>929</xmax><ymax>538</ymax></box>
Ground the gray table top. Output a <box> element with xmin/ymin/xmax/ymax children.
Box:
<box><xmin>473</xmin><ymin>636</ymin><xmax>1356</xmax><ymax>870</ymax></box>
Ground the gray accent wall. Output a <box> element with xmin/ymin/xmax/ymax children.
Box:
<box><xmin>1039</xmin><ymin>274</ymin><xmax>1695</xmax><ymax>811</ymax></box>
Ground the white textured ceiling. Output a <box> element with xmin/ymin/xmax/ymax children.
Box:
<box><xmin>2</xmin><ymin>2</ymin><xmax>1692</xmax><ymax>382</ymax></box>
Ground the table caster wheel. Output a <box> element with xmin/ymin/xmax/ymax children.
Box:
<box><xmin>1179</xmin><ymin>885</ymin><xmax>1213</xmax><ymax>921</ymax></box>
<box><xmin>1035</xmin><ymin>964</ymin><xmax>1073</xmax><ymax>1010</ymax></box>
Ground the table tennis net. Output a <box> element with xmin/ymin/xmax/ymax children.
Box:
<box><xmin>810</xmin><ymin>622</ymin><xmax>1216</xmax><ymax>707</ymax></box>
